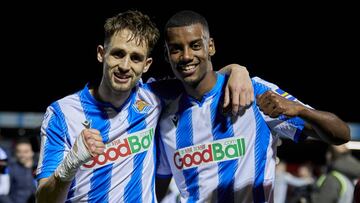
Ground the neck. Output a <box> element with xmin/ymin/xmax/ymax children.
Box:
<box><xmin>93</xmin><ymin>81</ymin><xmax>131</xmax><ymax>108</ymax></box>
<box><xmin>184</xmin><ymin>71</ymin><xmax>217</xmax><ymax>100</ymax></box>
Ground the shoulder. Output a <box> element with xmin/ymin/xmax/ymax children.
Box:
<box><xmin>47</xmin><ymin>85</ymin><xmax>88</xmax><ymax>114</ymax></box>
<box><xmin>251</xmin><ymin>76</ymin><xmax>278</xmax><ymax>96</ymax></box>
<box><xmin>44</xmin><ymin>94</ymin><xmax>78</xmax><ymax>119</ymax></box>
<box><xmin>142</xmin><ymin>78</ymin><xmax>184</xmax><ymax>100</ymax></box>
<box><xmin>252</xmin><ymin>76</ymin><xmax>279</xmax><ymax>90</ymax></box>
<box><xmin>8</xmin><ymin>161</ymin><xmax>21</xmax><ymax>170</ymax></box>
<box><xmin>41</xmin><ymin>89</ymin><xmax>83</xmax><ymax>127</ymax></box>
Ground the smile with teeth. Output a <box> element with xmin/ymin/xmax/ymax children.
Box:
<box><xmin>113</xmin><ymin>72</ymin><xmax>131</xmax><ymax>83</ymax></box>
<box><xmin>181</xmin><ymin>64</ymin><xmax>196</xmax><ymax>71</ymax></box>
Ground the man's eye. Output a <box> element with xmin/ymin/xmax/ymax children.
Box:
<box><xmin>112</xmin><ymin>51</ymin><xmax>125</xmax><ymax>58</ymax></box>
<box><xmin>192</xmin><ymin>43</ymin><xmax>202</xmax><ymax>50</ymax></box>
<box><xmin>170</xmin><ymin>48</ymin><xmax>180</xmax><ymax>54</ymax></box>
<box><xmin>169</xmin><ymin>45</ymin><xmax>181</xmax><ymax>54</ymax></box>
<box><xmin>131</xmin><ymin>55</ymin><xmax>143</xmax><ymax>63</ymax></box>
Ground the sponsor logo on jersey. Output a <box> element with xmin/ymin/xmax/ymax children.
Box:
<box><xmin>81</xmin><ymin>128</ymin><xmax>154</xmax><ymax>169</ymax></box>
<box><xmin>133</xmin><ymin>100</ymin><xmax>151</xmax><ymax>113</ymax></box>
<box><xmin>173</xmin><ymin>137</ymin><xmax>245</xmax><ymax>170</ymax></box>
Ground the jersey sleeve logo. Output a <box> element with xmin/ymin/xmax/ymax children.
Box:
<box><xmin>81</xmin><ymin>128</ymin><xmax>154</xmax><ymax>170</ymax></box>
<box><xmin>274</xmin><ymin>88</ymin><xmax>296</xmax><ymax>101</ymax></box>
<box><xmin>173</xmin><ymin>137</ymin><xmax>246</xmax><ymax>170</ymax></box>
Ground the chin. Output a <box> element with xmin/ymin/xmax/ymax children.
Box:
<box><xmin>183</xmin><ymin>77</ymin><xmax>201</xmax><ymax>87</ymax></box>
<box><xmin>111</xmin><ymin>82</ymin><xmax>133</xmax><ymax>93</ymax></box>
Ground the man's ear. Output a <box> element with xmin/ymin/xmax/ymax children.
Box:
<box><xmin>97</xmin><ymin>45</ymin><xmax>105</xmax><ymax>62</ymax></box>
<box><xmin>209</xmin><ymin>38</ymin><xmax>216</xmax><ymax>56</ymax></box>
<box><xmin>143</xmin><ymin>57</ymin><xmax>153</xmax><ymax>73</ymax></box>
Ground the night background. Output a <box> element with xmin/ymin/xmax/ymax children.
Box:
<box><xmin>0</xmin><ymin>1</ymin><xmax>359</xmax><ymax>190</ymax></box>
<box><xmin>1</xmin><ymin>1</ymin><xmax>358</xmax><ymax>123</ymax></box>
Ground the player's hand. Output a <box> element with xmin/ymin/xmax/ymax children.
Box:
<box><xmin>256</xmin><ymin>91</ymin><xmax>303</xmax><ymax>118</ymax></box>
<box><xmin>81</xmin><ymin>129</ymin><xmax>105</xmax><ymax>157</ymax></box>
<box><xmin>223</xmin><ymin>65</ymin><xmax>254</xmax><ymax>115</ymax></box>
<box><xmin>54</xmin><ymin>128</ymin><xmax>106</xmax><ymax>181</ymax></box>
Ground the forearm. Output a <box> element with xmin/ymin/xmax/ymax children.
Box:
<box><xmin>36</xmin><ymin>129</ymin><xmax>97</xmax><ymax>202</ymax></box>
<box><xmin>217</xmin><ymin>64</ymin><xmax>248</xmax><ymax>75</ymax></box>
<box><xmin>36</xmin><ymin>175</ymin><xmax>72</xmax><ymax>203</ymax></box>
<box><xmin>36</xmin><ymin>153</ymin><xmax>79</xmax><ymax>202</ymax></box>
<box><xmin>299</xmin><ymin>107</ymin><xmax>350</xmax><ymax>145</ymax></box>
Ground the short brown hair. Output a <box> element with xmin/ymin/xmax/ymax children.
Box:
<box><xmin>104</xmin><ymin>10</ymin><xmax>159</xmax><ymax>56</ymax></box>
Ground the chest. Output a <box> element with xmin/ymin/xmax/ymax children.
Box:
<box><xmin>159</xmin><ymin>101</ymin><xmax>263</xmax><ymax>150</ymax></box>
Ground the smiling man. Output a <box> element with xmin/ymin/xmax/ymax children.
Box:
<box><xmin>35</xmin><ymin>10</ymin><xmax>253</xmax><ymax>203</ymax></box>
<box><xmin>155</xmin><ymin>10</ymin><xmax>350</xmax><ymax>203</ymax></box>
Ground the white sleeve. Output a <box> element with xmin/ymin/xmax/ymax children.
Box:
<box><xmin>253</xmin><ymin>77</ymin><xmax>308</xmax><ymax>142</ymax></box>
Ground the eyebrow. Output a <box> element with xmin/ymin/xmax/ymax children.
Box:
<box><xmin>110</xmin><ymin>47</ymin><xmax>146</xmax><ymax>58</ymax></box>
<box><xmin>190</xmin><ymin>39</ymin><xmax>203</xmax><ymax>45</ymax></box>
<box><xmin>168</xmin><ymin>38</ymin><xmax>203</xmax><ymax>46</ymax></box>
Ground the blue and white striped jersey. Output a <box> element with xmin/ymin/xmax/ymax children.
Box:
<box><xmin>36</xmin><ymin>81</ymin><xmax>164</xmax><ymax>203</ymax></box>
<box><xmin>156</xmin><ymin>73</ymin><xmax>307</xmax><ymax>203</ymax></box>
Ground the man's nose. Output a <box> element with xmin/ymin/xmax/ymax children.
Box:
<box><xmin>181</xmin><ymin>48</ymin><xmax>193</xmax><ymax>62</ymax></box>
<box><xmin>117</xmin><ymin>56</ymin><xmax>131</xmax><ymax>71</ymax></box>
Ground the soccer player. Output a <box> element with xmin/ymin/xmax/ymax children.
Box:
<box><xmin>155</xmin><ymin>10</ymin><xmax>350</xmax><ymax>203</ymax></box>
<box><xmin>35</xmin><ymin>10</ymin><xmax>253</xmax><ymax>203</ymax></box>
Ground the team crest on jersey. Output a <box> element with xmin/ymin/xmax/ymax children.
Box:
<box><xmin>173</xmin><ymin>137</ymin><xmax>246</xmax><ymax>170</ymax></box>
<box><xmin>133</xmin><ymin>100</ymin><xmax>151</xmax><ymax>113</ymax></box>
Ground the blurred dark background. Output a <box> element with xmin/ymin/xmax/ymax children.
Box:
<box><xmin>0</xmin><ymin>0</ymin><xmax>358</xmax><ymax>124</ymax></box>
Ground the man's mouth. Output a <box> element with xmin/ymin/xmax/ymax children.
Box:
<box><xmin>113</xmin><ymin>72</ymin><xmax>131</xmax><ymax>83</ymax></box>
<box><xmin>178</xmin><ymin>64</ymin><xmax>198</xmax><ymax>75</ymax></box>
